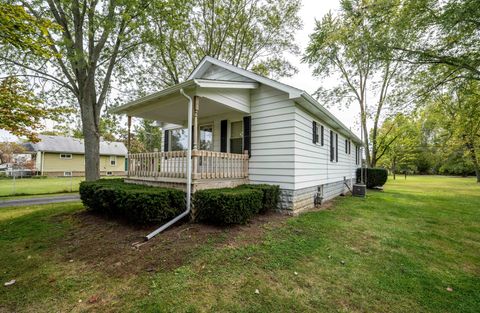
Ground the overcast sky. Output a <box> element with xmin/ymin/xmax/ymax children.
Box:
<box><xmin>1</xmin><ymin>0</ymin><xmax>360</xmax><ymax>141</ymax></box>
<box><xmin>280</xmin><ymin>0</ymin><xmax>360</xmax><ymax>135</ymax></box>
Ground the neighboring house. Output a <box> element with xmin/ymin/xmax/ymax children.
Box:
<box><xmin>24</xmin><ymin>135</ymin><xmax>127</xmax><ymax>177</ymax></box>
<box><xmin>113</xmin><ymin>56</ymin><xmax>362</xmax><ymax>212</ymax></box>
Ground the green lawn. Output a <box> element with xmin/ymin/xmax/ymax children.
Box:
<box><xmin>0</xmin><ymin>177</ymin><xmax>84</xmax><ymax>197</ymax></box>
<box><xmin>0</xmin><ymin>176</ymin><xmax>479</xmax><ymax>312</ymax></box>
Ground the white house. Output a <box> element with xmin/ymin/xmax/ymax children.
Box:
<box><xmin>113</xmin><ymin>56</ymin><xmax>362</xmax><ymax>212</ymax></box>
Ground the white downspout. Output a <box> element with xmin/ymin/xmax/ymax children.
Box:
<box><xmin>145</xmin><ymin>88</ymin><xmax>193</xmax><ymax>240</ymax></box>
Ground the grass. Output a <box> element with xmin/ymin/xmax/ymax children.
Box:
<box><xmin>0</xmin><ymin>177</ymin><xmax>84</xmax><ymax>197</ymax></box>
<box><xmin>0</xmin><ymin>176</ymin><xmax>122</xmax><ymax>198</ymax></box>
<box><xmin>0</xmin><ymin>176</ymin><xmax>479</xmax><ymax>312</ymax></box>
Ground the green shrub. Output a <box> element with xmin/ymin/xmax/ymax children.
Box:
<box><xmin>194</xmin><ymin>187</ymin><xmax>263</xmax><ymax>225</ymax></box>
<box><xmin>79</xmin><ymin>179</ymin><xmax>185</xmax><ymax>224</ymax></box>
<box><xmin>239</xmin><ymin>184</ymin><xmax>279</xmax><ymax>213</ymax></box>
<box><xmin>31</xmin><ymin>175</ymin><xmax>48</xmax><ymax>179</ymax></box>
<box><xmin>356</xmin><ymin>168</ymin><xmax>388</xmax><ymax>189</ymax></box>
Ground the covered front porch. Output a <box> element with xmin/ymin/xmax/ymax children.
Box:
<box><xmin>114</xmin><ymin>79</ymin><xmax>255</xmax><ymax>191</ymax></box>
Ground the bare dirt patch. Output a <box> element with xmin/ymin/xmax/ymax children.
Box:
<box><xmin>51</xmin><ymin>210</ymin><xmax>289</xmax><ymax>277</ymax></box>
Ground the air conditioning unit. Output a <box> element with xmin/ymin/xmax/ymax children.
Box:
<box><xmin>352</xmin><ymin>184</ymin><xmax>366</xmax><ymax>197</ymax></box>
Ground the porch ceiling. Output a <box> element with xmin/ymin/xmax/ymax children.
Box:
<box><xmin>124</xmin><ymin>92</ymin><xmax>243</xmax><ymax>126</ymax></box>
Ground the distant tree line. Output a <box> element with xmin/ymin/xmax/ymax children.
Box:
<box><xmin>303</xmin><ymin>0</ymin><xmax>479</xmax><ymax>182</ymax></box>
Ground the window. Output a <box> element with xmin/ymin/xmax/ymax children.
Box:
<box><xmin>345</xmin><ymin>139</ymin><xmax>351</xmax><ymax>154</ymax></box>
<box><xmin>106</xmin><ymin>171</ymin><xmax>113</xmax><ymax>176</ymax></box>
<box><xmin>63</xmin><ymin>171</ymin><xmax>72</xmax><ymax>176</ymax></box>
<box><xmin>230</xmin><ymin>121</ymin><xmax>243</xmax><ymax>154</ymax></box>
<box><xmin>60</xmin><ymin>153</ymin><xmax>72</xmax><ymax>159</ymax></box>
<box><xmin>335</xmin><ymin>133</ymin><xmax>338</xmax><ymax>162</ymax></box>
<box><xmin>199</xmin><ymin>124</ymin><xmax>213</xmax><ymax>150</ymax></box>
<box><xmin>313</xmin><ymin>122</ymin><xmax>324</xmax><ymax>146</ymax></box>
<box><xmin>109</xmin><ymin>156</ymin><xmax>116</xmax><ymax>166</ymax></box>
<box><xmin>312</xmin><ymin>121</ymin><xmax>318</xmax><ymax>144</ymax></box>
<box><xmin>170</xmin><ymin>128</ymin><xmax>189</xmax><ymax>151</ymax></box>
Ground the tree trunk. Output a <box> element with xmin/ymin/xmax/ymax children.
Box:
<box><xmin>466</xmin><ymin>140</ymin><xmax>480</xmax><ymax>183</ymax></box>
<box><xmin>80</xmin><ymin>93</ymin><xmax>101</xmax><ymax>181</ymax></box>
<box><xmin>471</xmin><ymin>151</ymin><xmax>480</xmax><ymax>183</ymax></box>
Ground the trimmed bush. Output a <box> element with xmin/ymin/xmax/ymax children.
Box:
<box><xmin>239</xmin><ymin>184</ymin><xmax>279</xmax><ymax>213</ymax></box>
<box><xmin>79</xmin><ymin>179</ymin><xmax>185</xmax><ymax>224</ymax></box>
<box><xmin>31</xmin><ymin>175</ymin><xmax>48</xmax><ymax>179</ymax></box>
<box><xmin>194</xmin><ymin>187</ymin><xmax>263</xmax><ymax>225</ymax></box>
<box><xmin>356</xmin><ymin>168</ymin><xmax>388</xmax><ymax>189</ymax></box>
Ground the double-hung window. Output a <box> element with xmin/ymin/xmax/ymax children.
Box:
<box><xmin>60</xmin><ymin>153</ymin><xmax>72</xmax><ymax>159</ymax></box>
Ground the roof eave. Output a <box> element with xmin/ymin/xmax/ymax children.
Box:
<box><xmin>296</xmin><ymin>93</ymin><xmax>363</xmax><ymax>145</ymax></box>
<box><xmin>110</xmin><ymin>80</ymin><xmax>196</xmax><ymax>115</ymax></box>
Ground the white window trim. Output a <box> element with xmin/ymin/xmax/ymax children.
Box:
<box><xmin>60</xmin><ymin>153</ymin><xmax>72</xmax><ymax>160</ymax></box>
<box><xmin>63</xmin><ymin>171</ymin><xmax>72</xmax><ymax>177</ymax></box>
<box><xmin>109</xmin><ymin>155</ymin><xmax>116</xmax><ymax>166</ymax></box>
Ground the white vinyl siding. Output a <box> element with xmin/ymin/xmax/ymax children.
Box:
<box><xmin>249</xmin><ymin>85</ymin><xmax>296</xmax><ymax>189</ymax></box>
<box><xmin>158</xmin><ymin>63</ymin><xmax>358</xmax><ymax>193</ymax></box>
<box><xmin>201</xmin><ymin>64</ymin><xmax>256</xmax><ymax>82</ymax></box>
<box><xmin>294</xmin><ymin>106</ymin><xmax>356</xmax><ymax>190</ymax></box>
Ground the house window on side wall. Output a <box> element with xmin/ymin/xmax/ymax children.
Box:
<box><xmin>230</xmin><ymin>121</ymin><xmax>243</xmax><ymax>154</ymax></box>
<box><xmin>60</xmin><ymin>153</ymin><xmax>72</xmax><ymax>159</ymax></box>
<box><xmin>312</xmin><ymin>122</ymin><xmax>324</xmax><ymax>146</ymax></box>
<box><xmin>63</xmin><ymin>171</ymin><xmax>72</xmax><ymax>177</ymax></box>
<box><xmin>170</xmin><ymin>128</ymin><xmax>189</xmax><ymax>151</ymax></box>
<box><xmin>199</xmin><ymin>124</ymin><xmax>213</xmax><ymax>150</ymax></box>
<box><xmin>110</xmin><ymin>156</ymin><xmax>116</xmax><ymax>166</ymax></box>
<box><xmin>335</xmin><ymin>133</ymin><xmax>338</xmax><ymax>162</ymax></box>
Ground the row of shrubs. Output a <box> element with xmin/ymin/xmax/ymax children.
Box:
<box><xmin>194</xmin><ymin>184</ymin><xmax>279</xmax><ymax>225</ymax></box>
<box><xmin>79</xmin><ymin>179</ymin><xmax>280</xmax><ymax>226</ymax></box>
<box><xmin>79</xmin><ymin>179</ymin><xmax>185</xmax><ymax>224</ymax></box>
<box><xmin>356</xmin><ymin>168</ymin><xmax>388</xmax><ymax>188</ymax></box>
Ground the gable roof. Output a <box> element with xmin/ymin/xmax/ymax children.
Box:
<box><xmin>189</xmin><ymin>56</ymin><xmax>362</xmax><ymax>144</ymax></box>
<box><xmin>113</xmin><ymin>56</ymin><xmax>362</xmax><ymax>144</ymax></box>
<box><xmin>25</xmin><ymin>135</ymin><xmax>127</xmax><ymax>156</ymax></box>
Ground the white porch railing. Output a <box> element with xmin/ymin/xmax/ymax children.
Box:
<box><xmin>128</xmin><ymin>150</ymin><xmax>249</xmax><ymax>180</ymax></box>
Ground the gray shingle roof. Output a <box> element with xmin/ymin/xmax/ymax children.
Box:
<box><xmin>27</xmin><ymin>135</ymin><xmax>127</xmax><ymax>156</ymax></box>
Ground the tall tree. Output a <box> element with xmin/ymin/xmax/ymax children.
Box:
<box><xmin>425</xmin><ymin>81</ymin><xmax>480</xmax><ymax>182</ymax></box>
<box><xmin>0</xmin><ymin>77</ymin><xmax>67</xmax><ymax>142</ymax></box>
<box><xmin>390</xmin><ymin>0</ymin><xmax>480</xmax><ymax>84</ymax></box>
<box><xmin>303</xmin><ymin>0</ymin><xmax>412</xmax><ymax>167</ymax></box>
<box><xmin>136</xmin><ymin>119</ymin><xmax>162</xmax><ymax>152</ymax></box>
<box><xmin>1</xmin><ymin>0</ymin><xmax>158</xmax><ymax>180</ymax></box>
<box><xmin>376</xmin><ymin>114</ymin><xmax>419</xmax><ymax>178</ymax></box>
<box><xmin>139</xmin><ymin>0</ymin><xmax>302</xmax><ymax>88</ymax></box>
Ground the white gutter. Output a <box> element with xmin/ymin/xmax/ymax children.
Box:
<box><xmin>145</xmin><ymin>88</ymin><xmax>193</xmax><ymax>240</ymax></box>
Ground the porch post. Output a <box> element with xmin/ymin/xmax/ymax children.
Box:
<box><xmin>192</xmin><ymin>96</ymin><xmax>200</xmax><ymax>179</ymax></box>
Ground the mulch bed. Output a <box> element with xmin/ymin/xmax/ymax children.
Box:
<box><xmin>52</xmin><ymin>210</ymin><xmax>290</xmax><ymax>277</ymax></box>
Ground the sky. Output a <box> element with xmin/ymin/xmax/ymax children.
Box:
<box><xmin>1</xmin><ymin>0</ymin><xmax>361</xmax><ymax>142</ymax></box>
<box><xmin>280</xmin><ymin>0</ymin><xmax>361</xmax><ymax>135</ymax></box>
